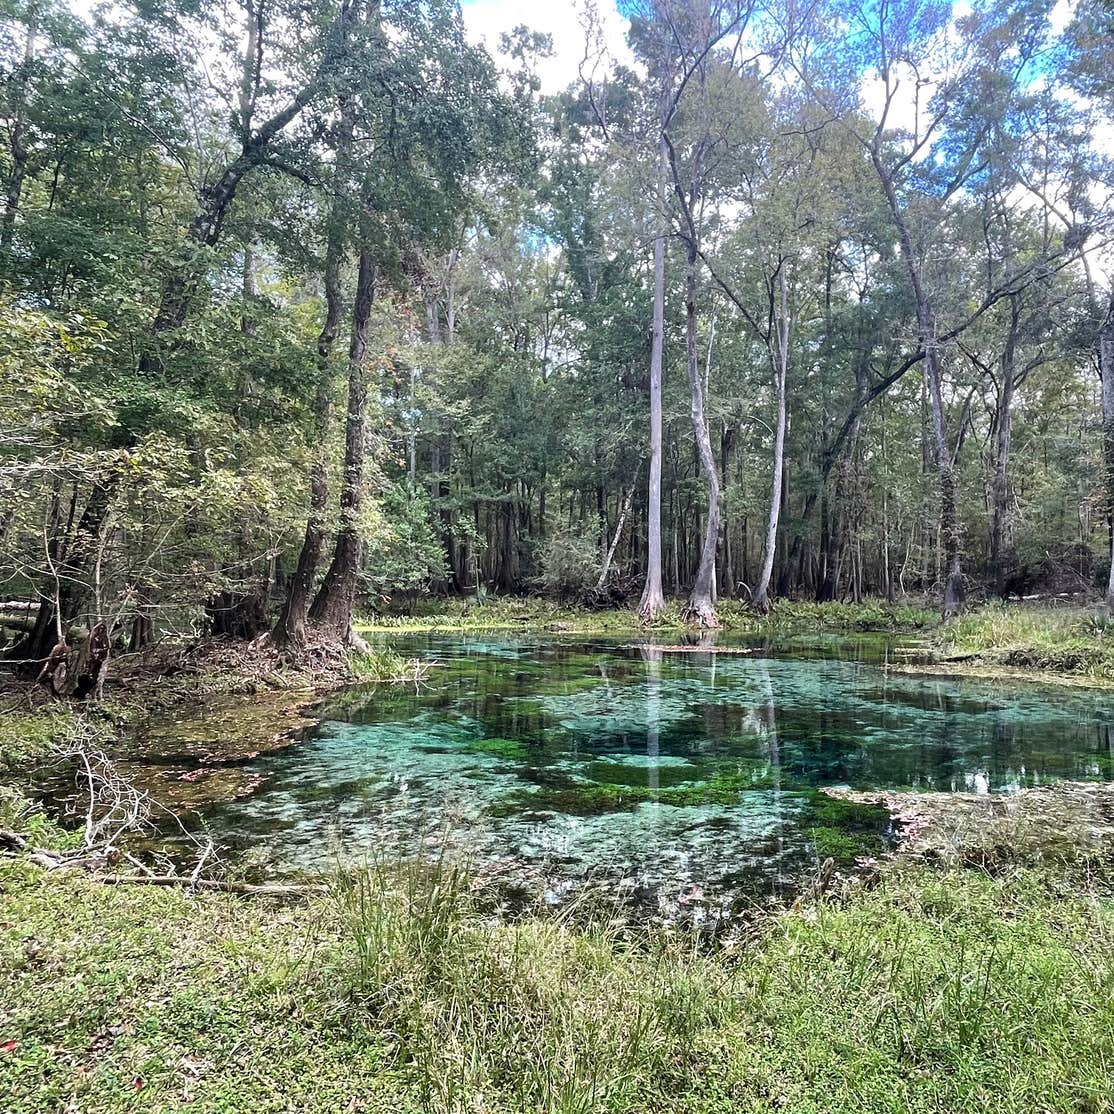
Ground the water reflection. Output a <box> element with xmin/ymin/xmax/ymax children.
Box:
<box><xmin>191</xmin><ymin>633</ymin><xmax>1114</xmax><ymax>909</ymax></box>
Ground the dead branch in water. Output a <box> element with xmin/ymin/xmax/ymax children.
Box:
<box><xmin>1</xmin><ymin>726</ymin><xmax>237</xmax><ymax>891</ymax></box>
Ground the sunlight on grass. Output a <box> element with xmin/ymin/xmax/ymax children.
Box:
<box><xmin>5</xmin><ymin>850</ymin><xmax>1114</xmax><ymax>1113</ymax></box>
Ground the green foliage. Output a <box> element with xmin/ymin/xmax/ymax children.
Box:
<box><xmin>0</xmin><ymin>706</ymin><xmax>81</xmax><ymax>773</ymax></box>
<box><xmin>935</xmin><ymin>604</ymin><xmax>1114</xmax><ymax>683</ymax></box>
<box><xmin>804</xmin><ymin>791</ymin><xmax>892</xmax><ymax>861</ymax></box>
<box><xmin>364</xmin><ymin>483</ymin><xmax>448</xmax><ymax>600</ymax></box>
<box><xmin>348</xmin><ymin>648</ymin><xmax>428</xmax><ymax>684</ymax></box>
<box><xmin>4</xmin><ymin>854</ymin><xmax>1114</xmax><ymax>1112</ymax></box>
<box><xmin>538</xmin><ymin>524</ymin><xmax>603</xmax><ymax>598</ymax></box>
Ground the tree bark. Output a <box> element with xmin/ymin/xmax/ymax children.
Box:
<box><xmin>638</xmin><ymin>130</ymin><xmax>669</xmax><ymax>623</ymax></box>
<box><xmin>872</xmin><ymin>147</ymin><xmax>963</xmax><ymax>617</ymax></box>
<box><xmin>681</xmin><ymin>243</ymin><xmax>720</xmax><ymax>627</ymax></box>
<box><xmin>273</xmin><ymin>101</ymin><xmax>354</xmax><ymax>648</ymax></box>
<box><xmin>989</xmin><ymin>297</ymin><xmax>1020</xmax><ymax>595</ymax></box>
<box><xmin>10</xmin><ymin>481</ymin><xmax>115</xmax><ymax>673</ymax></box>
<box><xmin>1100</xmin><ymin>288</ymin><xmax>1114</xmax><ymax>615</ymax></box>
<box><xmin>598</xmin><ymin>475</ymin><xmax>639</xmax><ymax>589</ymax></box>
<box><xmin>309</xmin><ymin>249</ymin><xmax>376</xmax><ymax>642</ymax></box>
<box><xmin>752</xmin><ymin>269</ymin><xmax>790</xmax><ymax>613</ymax></box>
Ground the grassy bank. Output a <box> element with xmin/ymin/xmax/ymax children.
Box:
<box><xmin>3</xmin><ymin>849</ymin><xmax>1113</xmax><ymax>1113</ymax></box>
<box><xmin>926</xmin><ymin>603</ymin><xmax>1114</xmax><ymax>687</ymax></box>
<box><xmin>357</xmin><ymin>597</ymin><xmax>937</xmax><ymax>636</ymax></box>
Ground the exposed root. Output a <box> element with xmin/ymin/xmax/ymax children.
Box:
<box><xmin>680</xmin><ymin>598</ymin><xmax>720</xmax><ymax>629</ymax></box>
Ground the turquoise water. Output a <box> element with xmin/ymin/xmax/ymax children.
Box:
<box><xmin>200</xmin><ymin>634</ymin><xmax>1114</xmax><ymax>914</ymax></box>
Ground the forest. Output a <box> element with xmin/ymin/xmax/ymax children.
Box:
<box><xmin>0</xmin><ymin>0</ymin><xmax>1111</xmax><ymax>681</ymax></box>
<box><xmin>6</xmin><ymin>4</ymin><xmax>1114</xmax><ymax>1113</ymax></box>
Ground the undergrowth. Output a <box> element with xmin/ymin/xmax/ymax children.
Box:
<box><xmin>357</xmin><ymin>596</ymin><xmax>937</xmax><ymax>636</ymax></box>
<box><xmin>936</xmin><ymin>603</ymin><xmax>1114</xmax><ymax>682</ymax></box>
<box><xmin>0</xmin><ymin>703</ymin><xmax>84</xmax><ymax>773</ymax></box>
<box><xmin>3</xmin><ymin>846</ymin><xmax>1114</xmax><ymax>1113</ymax></box>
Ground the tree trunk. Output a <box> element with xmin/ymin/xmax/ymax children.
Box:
<box><xmin>1100</xmin><ymin>289</ymin><xmax>1114</xmax><ymax>615</ymax></box>
<box><xmin>873</xmin><ymin>147</ymin><xmax>963</xmax><ymax>617</ymax></box>
<box><xmin>681</xmin><ymin>244</ymin><xmax>720</xmax><ymax>627</ymax></box>
<box><xmin>309</xmin><ymin>248</ymin><xmax>376</xmax><ymax>642</ymax></box>
<box><xmin>638</xmin><ymin>131</ymin><xmax>668</xmax><ymax>623</ymax></box>
<box><xmin>142</xmin><ymin>3</ymin><xmax>354</xmax><ymax>368</ymax></box>
<box><xmin>752</xmin><ymin>270</ymin><xmax>790</xmax><ymax>613</ymax></box>
<box><xmin>273</xmin><ymin>100</ymin><xmax>353</xmax><ymax>648</ymax></box>
<box><xmin>10</xmin><ymin>482</ymin><xmax>115</xmax><ymax>674</ymax></box>
<box><xmin>990</xmin><ymin>298</ymin><xmax>1020</xmax><ymax>595</ymax></box>
<box><xmin>598</xmin><ymin>476</ymin><xmax>639</xmax><ymax>589</ymax></box>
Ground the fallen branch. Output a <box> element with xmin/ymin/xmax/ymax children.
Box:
<box><xmin>101</xmin><ymin>875</ymin><xmax>325</xmax><ymax>897</ymax></box>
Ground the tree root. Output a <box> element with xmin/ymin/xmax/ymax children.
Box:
<box><xmin>680</xmin><ymin>598</ymin><xmax>721</xmax><ymax>629</ymax></box>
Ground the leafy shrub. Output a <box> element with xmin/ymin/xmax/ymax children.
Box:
<box><xmin>364</xmin><ymin>481</ymin><xmax>448</xmax><ymax>601</ymax></box>
<box><xmin>538</xmin><ymin>525</ymin><xmax>602</xmax><ymax>599</ymax></box>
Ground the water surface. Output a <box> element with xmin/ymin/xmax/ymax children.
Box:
<box><xmin>188</xmin><ymin>633</ymin><xmax>1114</xmax><ymax>915</ymax></box>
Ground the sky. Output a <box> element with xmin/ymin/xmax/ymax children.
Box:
<box><xmin>459</xmin><ymin>0</ymin><xmax>636</xmax><ymax>93</ymax></box>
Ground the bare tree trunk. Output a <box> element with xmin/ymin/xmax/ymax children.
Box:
<box><xmin>990</xmin><ymin>298</ymin><xmax>1020</xmax><ymax>595</ymax></box>
<box><xmin>598</xmin><ymin>475</ymin><xmax>639</xmax><ymax>589</ymax></box>
<box><xmin>309</xmin><ymin>249</ymin><xmax>375</xmax><ymax>642</ymax></box>
<box><xmin>752</xmin><ymin>270</ymin><xmax>790</xmax><ymax>613</ymax></box>
<box><xmin>1100</xmin><ymin>289</ymin><xmax>1114</xmax><ymax>615</ymax></box>
<box><xmin>638</xmin><ymin>131</ymin><xmax>668</xmax><ymax>623</ymax></box>
<box><xmin>873</xmin><ymin>148</ymin><xmax>963</xmax><ymax>617</ymax></box>
<box><xmin>681</xmin><ymin>244</ymin><xmax>720</xmax><ymax>627</ymax></box>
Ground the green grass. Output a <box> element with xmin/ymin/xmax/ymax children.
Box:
<box><xmin>4</xmin><ymin>846</ymin><xmax>1114</xmax><ymax>1113</ymax></box>
<box><xmin>934</xmin><ymin>603</ymin><xmax>1114</xmax><ymax>683</ymax></box>
<box><xmin>349</xmin><ymin>647</ymin><xmax>430</xmax><ymax>683</ymax></box>
<box><xmin>0</xmin><ymin>704</ymin><xmax>83</xmax><ymax>774</ymax></box>
<box><xmin>357</xmin><ymin>596</ymin><xmax>937</xmax><ymax>636</ymax></box>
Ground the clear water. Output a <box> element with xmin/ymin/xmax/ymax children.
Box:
<box><xmin>195</xmin><ymin>633</ymin><xmax>1114</xmax><ymax>915</ymax></box>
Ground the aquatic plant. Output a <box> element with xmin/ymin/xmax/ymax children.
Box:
<box><xmin>802</xmin><ymin>790</ymin><xmax>892</xmax><ymax>861</ymax></box>
<box><xmin>348</xmin><ymin>649</ymin><xmax>431</xmax><ymax>684</ymax></box>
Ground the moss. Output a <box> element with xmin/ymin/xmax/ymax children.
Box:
<box><xmin>0</xmin><ymin>706</ymin><xmax>80</xmax><ymax>773</ymax></box>
<box><xmin>466</xmin><ymin>737</ymin><xmax>529</xmax><ymax>761</ymax></box>
<box><xmin>801</xmin><ymin>790</ymin><xmax>892</xmax><ymax>861</ymax></box>
<box><xmin>495</xmin><ymin>761</ymin><xmax>779</xmax><ymax>817</ymax></box>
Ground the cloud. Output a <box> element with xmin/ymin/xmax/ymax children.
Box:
<box><xmin>459</xmin><ymin>0</ymin><xmax>636</xmax><ymax>94</ymax></box>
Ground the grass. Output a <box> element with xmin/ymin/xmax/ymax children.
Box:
<box><xmin>3</xmin><ymin>849</ymin><xmax>1114</xmax><ymax>1113</ymax></box>
<box><xmin>349</xmin><ymin>647</ymin><xmax>431</xmax><ymax>684</ymax></box>
<box><xmin>6</xmin><ymin>599</ymin><xmax>1114</xmax><ymax>1110</ymax></box>
<box><xmin>931</xmin><ymin>603</ymin><xmax>1114</xmax><ymax>685</ymax></box>
<box><xmin>0</xmin><ymin>704</ymin><xmax>84</xmax><ymax>774</ymax></box>
<box><xmin>357</xmin><ymin>596</ymin><xmax>937</xmax><ymax>636</ymax></box>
